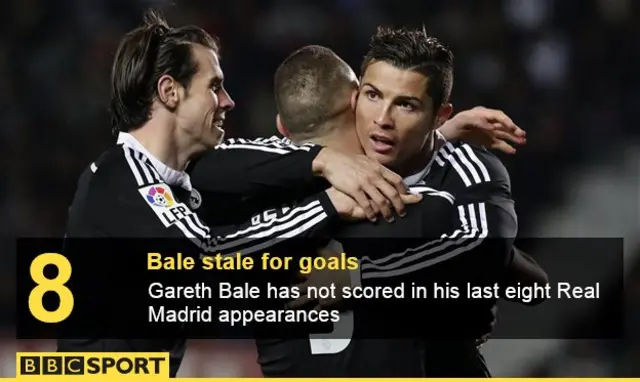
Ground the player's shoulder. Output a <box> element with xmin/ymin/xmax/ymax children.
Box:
<box><xmin>191</xmin><ymin>135</ymin><xmax>318</xmax><ymax>178</ymax></box>
<box><xmin>433</xmin><ymin>140</ymin><xmax>510</xmax><ymax>189</ymax></box>
<box><xmin>407</xmin><ymin>185</ymin><xmax>458</xmax><ymax>227</ymax></box>
<box><xmin>214</xmin><ymin>135</ymin><xmax>317</xmax><ymax>151</ymax></box>
<box><xmin>84</xmin><ymin>145</ymin><xmax>161</xmax><ymax>190</ymax></box>
<box><xmin>249</xmin><ymin>135</ymin><xmax>316</xmax><ymax>149</ymax></box>
<box><xmin>408</xmin><ymin>185</ymin><xmax>455</xmax><ymax>206</ymax></box>
<box><xmin>88</xmin><ymin>145</ymin><xmax>126</xmax><ymax>174</ymax></box>
<box><xmin>67</xmin><ymin>146</ymin><xmax>143</xmax><ymax>229</ymax></box>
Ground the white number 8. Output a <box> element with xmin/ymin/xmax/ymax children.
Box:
<box><xmin>308</xmin><ymin>240</ymin><xmax>354</xmax><ymax>355</ymax></box>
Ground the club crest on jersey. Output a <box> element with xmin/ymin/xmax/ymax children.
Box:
<box><xmin>189</xmin><ymin>188</ymin><xmax>202</xmax><ymax>210</ymax></box>
<box><xmin>145</xmin><ymin>186</ymin><xmax>175</xmax><ymax>207</ymax></box>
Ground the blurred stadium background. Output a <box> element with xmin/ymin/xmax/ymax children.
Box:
<box><xmin>2</xmin><ymin>0</ymin><xmax>638</xmax><ymax>377</ymax></box>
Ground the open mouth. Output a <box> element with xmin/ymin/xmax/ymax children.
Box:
<box><xmin>369</xmin><ymin>133</ymin><xmax>394</xmax><ymax>154</ymax></box>
<box><xmin>213</xmin><ymin>119</ymin><xmax>225</xmax><ymax>129</ymax></box>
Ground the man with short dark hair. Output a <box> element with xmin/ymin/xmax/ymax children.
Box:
<box><xmin>322</xmin><ymin>27</ymin><xmax>545</xmax><ymax>376</ymax></box>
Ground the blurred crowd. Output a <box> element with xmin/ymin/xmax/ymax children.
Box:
<box><xmin>2</xmin><ymin>0</ymin><xmax>638</xmax><ymax>377</ymax></box>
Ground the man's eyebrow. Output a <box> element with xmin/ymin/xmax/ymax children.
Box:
<box><xmin>209</xmin><ymin>76</ymin><xmax>223</xmax><ymax>86</ymax></box>
<box><xmin>395</xmin><ymin>95</ymin><xmax>423</xmax><ymax>105</ymax></box>
<box><xmin>362</xmin><ymin>82</ymin><xmax>423</xmax><ymax>105</ymax></box>
<box><xmin>361</xmin><ymin>82</ymin><xmax>380</xmax><ymax>91</ymax></box>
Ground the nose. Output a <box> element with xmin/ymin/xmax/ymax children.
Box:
<box><xmin>219</xmin><ymin>88</ymin><xmax>235</xmax><ymax>112</ymax></box>
<box><xmin>374</xmin><ymin>105</ymin><xmax>394</xmax><ymax>130</ymax></box>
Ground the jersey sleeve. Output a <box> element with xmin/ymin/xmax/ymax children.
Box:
<box><xmin>356</xmin><ymin>144</ymin><xmax>517</xmax><ymax>284</ymax></box>
<box><xmin>190</xmin><ymin>136</ymin><xmax>328</xmax><ymax>199</ymax></box>
<box><xmin>205</xmin><ymin>191</ymin><xmax>338</xmax><ymax>257</ymax></box>
<box><xmin>83</xmin><ymin>146</ymin><xmax>337</xmax><ymax>257</ymax></box>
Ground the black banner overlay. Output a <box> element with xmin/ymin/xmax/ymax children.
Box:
<box><xmin>16</xmin><ymin>238</ymin><xmax>624</xmax><ymax>340</ymax></box>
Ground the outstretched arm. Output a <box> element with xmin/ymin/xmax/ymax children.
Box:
<box><xmin>190</xmin><ymin>136</ymin><xmax>410</xmax><ymax>224</ymax></box>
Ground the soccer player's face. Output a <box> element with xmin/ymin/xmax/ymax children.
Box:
<box><xmin>355</xmin><ymin>61</ymin><xmax>437</xmax><ymax>172</ymax></box>
<box><xmin>177</xmin><ymin>44</ymin><xmax>235</xmax><ymax>148</ymax></box>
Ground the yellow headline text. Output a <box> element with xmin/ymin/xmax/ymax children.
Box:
<box><xmin>147</xmin><ymin>252</ymin><xmax>359</xmax><ymax>274</ymax></box>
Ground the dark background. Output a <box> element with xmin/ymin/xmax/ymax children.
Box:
<box><xmin>2</xmin><ymin>0</ymin><xmax>638</xmax><ymax>377</ymax></box>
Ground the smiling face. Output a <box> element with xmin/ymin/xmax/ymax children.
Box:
<box><xmin>175</xmin><ymin>44</ymin><xmax>235</xmax><ymax>148</ymax></box>
<box><xmin>355</xmin><ymin>60</ymin><xmax>439</xmax><ymax>173</ymax></box>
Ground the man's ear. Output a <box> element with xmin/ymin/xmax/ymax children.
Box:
<box><xmin>276</xmin><ymin>114</ymin><xmax>290</xmax><ymax>138</ymax></box>
<box><xmin>435</xmin><ymin>103</ymin><xmax>453</xmax><ymax>127</ymax></box>
<box><xmin>350</xmin><ymin>89</ymin><xmax>359</xmax><ymax>111</ymax></box>
<box><xmin>157</xmin><ymin>75</ymin><xmax>181</xmax><ymax>110</ymax></box>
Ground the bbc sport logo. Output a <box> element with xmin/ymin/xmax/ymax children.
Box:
<box><xmin>11</xmin><ymin>352</ymin><xmax>631</xmax><ymax>381</ymax></box>
<box><xmin>16</xmin><ymin>352</ymin><xmax>169</xmax><ymax>379</ymax></box>
<box><xmin>146</xmin><ymin>186</ymin><xmax>175</xmax><ymax>208</ymax></box>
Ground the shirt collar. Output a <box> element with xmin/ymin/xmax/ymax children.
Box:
<box><xmin>117</xmin><ymin>132</ymin><xmax>193</xmax><ymax>191</ymax></box>
<box><xmin>403</xmin><ymin>130</ymin><xmax>447</xmax><ymax>186</ymax></box>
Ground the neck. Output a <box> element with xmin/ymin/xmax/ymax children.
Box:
<box><xmin>292</xmin><ymin>113</ymin><xmax>363</xmax><ymax>156</ymax></box>
<box><xmin>307</xmin><ymin>129</ymin><xmax>361</xmax><ymax>155</ymax></box>
<box><xmin>397</xmin><ymin>130</ymin><xmax>436</xmax><ymax>177</ymax></box>
<box><xmin>130</xmin><ymin>118</ymin><xmax>198</xmax><ymax>171</ymax></box>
